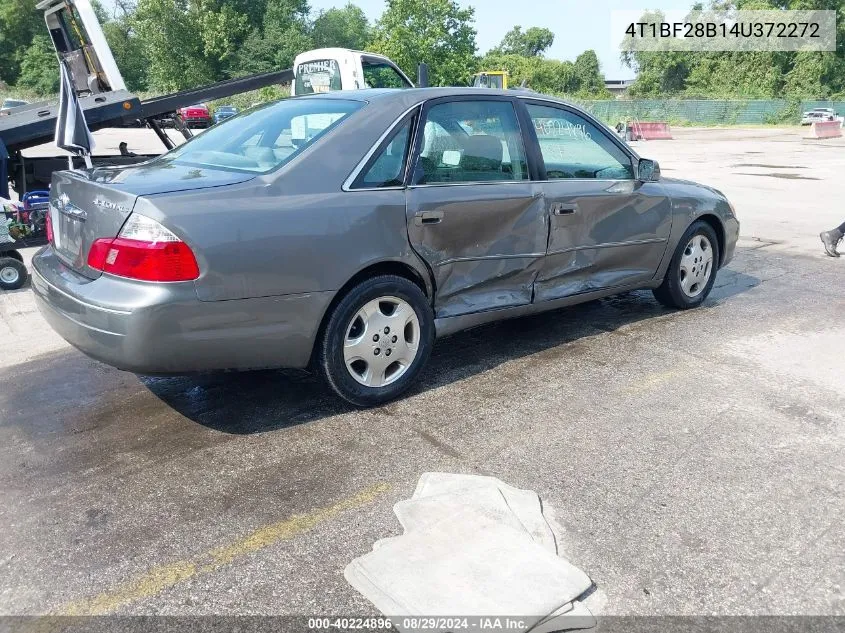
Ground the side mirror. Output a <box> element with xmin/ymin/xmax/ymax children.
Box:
<box><xmin>637</xmin><ymin>158</ymin><xmax>660</xmax><ymax>182</ymax></box>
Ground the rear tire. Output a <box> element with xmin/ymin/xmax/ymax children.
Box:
<box><xmin>0</xmin><ymin>257</ymin><xmax>27</xmax><ymax>290</ymax></box>
<box><xmin>318</xmin><ymin>275</ymin><xmax>434</xmax><ymax>407</ymax></box>
<box><xmin>653</xmin><ymin>220</ymin><xmax>720</xmax><ymax>310</ymax></box>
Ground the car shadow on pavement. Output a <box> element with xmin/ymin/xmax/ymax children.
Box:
<box><xmin>143</xmin><ymin>269</ymin><xmax>760</xmax><ymax>435</ymax></box>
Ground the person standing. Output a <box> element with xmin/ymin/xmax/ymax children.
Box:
<box><xmin>820</xmin><ymin>222</ymin><xmax>845</xmax><ymax>257</ymax></box>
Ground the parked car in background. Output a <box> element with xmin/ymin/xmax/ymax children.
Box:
<box><xmin>32</xmin><ymin>88</ymin><xmax>739</xmax><ymax>407</ymax></box>
<box><xmin>213</xmin><ymin>105</ymin><xmax>239</xmax><ymax>125</ymax></box>
<box><xmin>177</xmin><ymin>103</ymin><xmax>211</xmax><ymax>128</ymax></box>
<box><xmin>0</xmin><ymin>98</ymin><xmax>30</xmax><ymax>115</ymax></box>
<box><xmin>801</xmin><ymin>108</ymin><xmax>836</xmax><ymax>125</ymax></box>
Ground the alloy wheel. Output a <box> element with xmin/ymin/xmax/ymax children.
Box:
<box><xmin>343</xmin><ymin>296</ymin><xmax>421</xmax><ymax>388</ymax></box>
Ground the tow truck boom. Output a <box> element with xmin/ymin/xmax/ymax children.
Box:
<box><xmin>0</xmin><ymin>0</ymin><xmax>293</xmax><ymax>198</ymax></box>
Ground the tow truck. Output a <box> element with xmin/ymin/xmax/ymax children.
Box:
<box><xmin>0</xmin><ymin>1</ymin><xmax>425</xmax><ymax>200</ymax></box>
<box><xmin>0</xmin><ymin>0</ymin><xmax>297</xmax><ymax>199</ymax></box>
<box><xmin>291</xmin><ymin>48</ymin><xmax>415</xmax><ymax>95</ymax></box>
<box><xmin>0</xmin><ymin>0</ymin><xmax>422</xmax><ymax>289</ymax></box>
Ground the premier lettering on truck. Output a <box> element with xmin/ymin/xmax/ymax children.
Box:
<box><xmin>291</xmin><ymin>49</ymin><xmax>415</xmax><ymax>96</ymax></box>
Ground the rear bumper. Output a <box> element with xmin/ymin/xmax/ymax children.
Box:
<box><xmin>31</xmin><ymin>247</ymin><xmax>333</xmax><ymax>373</ymax></box>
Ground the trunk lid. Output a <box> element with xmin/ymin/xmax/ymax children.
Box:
<box><xmin>50</xmin><ymin>171</ymin><xmax>137</xmax><ymax>279</ymax></box>
<box><xmin>50</xmin><ymin>162</ymin><xmax>255</xmax><ymax>279</ymax></box>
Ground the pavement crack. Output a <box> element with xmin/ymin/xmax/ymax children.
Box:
<box><xmin>413</xmin><ymin>428</ymin><xmax>464</xmax><ymax>460</ymax></box>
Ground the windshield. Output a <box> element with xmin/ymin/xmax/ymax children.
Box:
<box><xmin>163</xmin><ymin>98</ymin><xmax>362</xmax><ymax>174</ymax></box>
<box><xmin>295</xmin><ymin>59</ymin><xmax>343</xmax><ymax>94</ymax></box>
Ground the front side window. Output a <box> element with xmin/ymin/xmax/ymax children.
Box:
<box><xmin>353</xmin><ymin>118</ymin><xmax>413</xmax><ymax>189</ymax></box>
<box><xmin>163</xmin><ymin>98</ymin><xmax>362</xmax><ymax>173</ymax></box>
<box><xmin>295</xmin><ymin>59</ymin><xmax>343</xmax><ymax>94</ymax></box>
<box><xmin>414</xmin><ymin>100</ymin><xmax>528</xmax><ymax>185</ymax></box>
<box><xmin>361</xmin><ymin>60</ymin><xmax>411</xmax><ymax>89</ymax></box>
<box><xmin>526</xmin><ymin>104</ymin><xmax>634</xmax><ymax>180</ymax></box>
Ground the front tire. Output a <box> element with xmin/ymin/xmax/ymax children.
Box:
<box><xmin>0</xmin><ymin>257</ymin><xmax>27</xmax><ymax>290</ymax></box>
<box><xmin>653</xmin><ymin>220</ymin><xmax>720</xmax><ymax>310</ymax></box>
<box><xmin>318</xmin><ymin>275</ymin><xmax>434</xmax><ymax>407</ymax></box>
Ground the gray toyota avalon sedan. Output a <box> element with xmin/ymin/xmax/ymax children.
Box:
<box><xmin>33</xmin><ymin>88</ymin><xmax>738</xmax><ymax>406</ymax></box>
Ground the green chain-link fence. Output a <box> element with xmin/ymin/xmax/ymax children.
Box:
<box><xmin>574</xmin><ymin>99</ymin><xmax>845</xmax><ymax>126</ymax></box>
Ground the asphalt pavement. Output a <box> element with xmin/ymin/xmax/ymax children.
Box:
<box><xmin>1</xmin><ymin>127</ymin><xmax>843</xmax><ymax>617</ymax></box>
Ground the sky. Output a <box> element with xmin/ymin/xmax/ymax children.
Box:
<box><xmin>309</xmin><ymin>0</ymin><xmax>697</xmax><ymax>80</ymax></box>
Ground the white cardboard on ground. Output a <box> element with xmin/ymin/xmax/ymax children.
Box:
<box><xmin>412</xmin><ymin>472</ymin><xmax>558</xmax><ymax>553</ymax></box>
<box><xmin>527</xmin><ymin>600</ymin><xmax>596</xmax><ymax>633</ymax></box>
<box><xmin>344</xmin><ymin>509</ymin><xmax>591</xmax><ymax>631</ymax></box>
<box><xmin>394</xmin><ymin>485</ymin><xmax>531</xmax><ymax>537</ymax></box>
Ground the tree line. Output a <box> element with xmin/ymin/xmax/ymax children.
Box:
<box><xmin>6</xmin><ymin>0</ymin><xmax>838</xmax><ymax>103</ymax></box>
<box><xmin>623</xmin><ymin>0</ymin><xmax>845</xmax><ymax>100</ymax></box>
<box><xmin>0</xmin><ymin>0</ymin><xmax>610</xmax><ymax>99</ymax></box>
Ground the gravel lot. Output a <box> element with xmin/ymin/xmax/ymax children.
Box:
<box><xmin>2</xmin><ymin>126</ymin><xmax>843</xmax><ymax>617</ymax></box>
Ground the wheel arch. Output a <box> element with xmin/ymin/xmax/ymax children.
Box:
<box><xmin>308</xmin><ymin>258</ymin><xmax>433</xmax><ymax>368</ymax></box>
<box><xmin>653</xmin><ymin>211</ymin><xmax>728</xmax><ymax>284</ymax></box>
<box><xmin>695</xmin><ymin>213</ymin><xmax>727</xmax><ymax>267</ymax></box>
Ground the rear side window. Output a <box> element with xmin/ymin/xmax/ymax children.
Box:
<box><xmin>414</xmin><ymin>100</ymin><xmax>529</xmax><ymax>185</ymax></box>
<box><xmin>352</xmin><ymin>118</ymin><xmax>413</xmax><ymax>189</ymax></box>
<box><xmin>164</xmin><ymin>98</ymin><xmax>362</xmax><ymax>174</ymax></box>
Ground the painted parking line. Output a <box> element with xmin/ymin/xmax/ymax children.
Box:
<box><xmin>621</xmin><ymin>368</ymin><xmax>683</xmax><ymax>395</ymax></box>
<box><xmin>58</xmin><ymin>482</ymin><xmax>391</xmax><ymax>616</ymax></box>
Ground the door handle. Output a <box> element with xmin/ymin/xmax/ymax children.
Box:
<box><xmin>414</xmin><ymin>211</ymin><xmax>444</xmax><ymax>226</ymax></box>
<box><xmin>552</xmin><ymin>203</ymin><xmax>578</xmax><ymax>216</ymax></box>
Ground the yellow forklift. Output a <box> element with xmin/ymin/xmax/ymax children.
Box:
<box><xmin>471</xmin><ymin>71</ymin><xmax>509</xmax><ymax>90</ymax></box>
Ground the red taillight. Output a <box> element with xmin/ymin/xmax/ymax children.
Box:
<box><xmin>88</xmin><ymin>237</ymin><xmax>199</xmax><ymax>282</ymax></box>
<box><xmin>45</xmin><ymin>211</ymin><xmax>54</xmax><ymax>244</ymax></box>
<box><xmin>88</xmin><ymin>214</ymin><xmax>199</xmax><ymax>282</ymax></box>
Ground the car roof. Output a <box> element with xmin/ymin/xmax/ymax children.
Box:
<box><xmin>293</xmin><ymin>87</ymin><xmax>568</xmax><ymax>106</ymax></box>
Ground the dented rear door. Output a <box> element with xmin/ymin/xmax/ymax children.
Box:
<box><xmin>405</xmin><ymin>97</ymin><xmax>548</xmax><ymax>319</ymax></box>
<box><xmin>406</xmin><ymin>182</ymin><xmax>546</xmax><ymax>318</ymax></box>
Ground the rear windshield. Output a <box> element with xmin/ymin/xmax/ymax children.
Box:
<box><xmin>163</xmin><ymin>98</ymin><xmax>362</xmax><ymax>174</ymax></box>
<box><xmin>295</xmin><ymin>59</ymin><xmax>342</xmax><ymax>95</ymax></box>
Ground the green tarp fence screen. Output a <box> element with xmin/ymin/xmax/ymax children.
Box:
<box><xmin>575</xmin><ymin>99</ymin><xmax>845</xmax><ymax>125</ymax></box>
